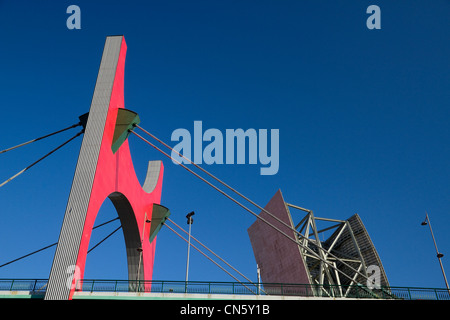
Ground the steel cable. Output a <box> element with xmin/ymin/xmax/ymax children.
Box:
<box><xmin>130</xmin><ymin>129</ymin><xmax>372</xmax><ymax>286</ymax></box>
<box><xmin>0</xmin><ymin>123</ymin><xmax>81</xmax><ymax>155</ymax></box>
<box><xmin>0</xmin><ymin>130</ymin><xmax>83</xmax><ymax>188</ymax></box>
<box><xmin>0</xmin><ymin>217</ymin><xmax>121</xmax><ymax>269</ymax></box>
<box><xmin>163</xmin><ymin>222</ymin><xmax>257</xmax><ymax>295</ymax></box>
<box><xmin>166</xmin><ymin>217</ymin><xmax>258</xmax><ymax>287</ymax></box>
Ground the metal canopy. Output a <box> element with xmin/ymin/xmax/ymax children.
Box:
<box><xmin>149</xmin><ymin>204</ymin><xmax>171</xmax><ymax>243</ymax></box>
<box><xmin>111</xmin><ymin>108</ymin><xmax>140</xmax><ymax>154</ymax></box>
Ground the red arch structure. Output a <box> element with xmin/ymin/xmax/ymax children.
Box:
<box><xmin>45</xmin><ymin>36</ymin><xmax>164</xmax><ymax>300</ymax></box>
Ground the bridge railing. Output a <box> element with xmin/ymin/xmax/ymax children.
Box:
<box><xmin>0</xmin><ymin>279</ymin><xmax>48</xmax><ymax>294</ymax></box>
<box><xmin>1</xmin><ymin>279</ymin><xmax>449</xmax><ymax>300</ymax></box>
<box><xmin>74</xmin><ymin>279</ymin><xmax>450</xmax><ymax>300</ymax></box>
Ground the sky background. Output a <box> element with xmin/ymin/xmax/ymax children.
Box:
<box><xmin>0</xmin><ymin>0</ymin><xmax>449</xmax><ymax>290</ymax></box>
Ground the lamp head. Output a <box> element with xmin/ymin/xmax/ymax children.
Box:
<box><xmin>186</xmin><ymin>211</ymin><xmax>195</xmax><ymax>224</ymax></box>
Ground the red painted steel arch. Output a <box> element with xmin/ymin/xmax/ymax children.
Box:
<box><xmin>70</xmin><ymin>38</ymin><xmax>164</xmax><ymax>298</ymax></box>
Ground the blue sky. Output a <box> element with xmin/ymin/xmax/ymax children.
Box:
<box><xmin>0</xmin><ymin>1</ymin><xmax>449</xmax><ymax>290</ymax></box>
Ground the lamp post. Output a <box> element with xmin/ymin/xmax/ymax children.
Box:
<box><xmin>185</xmin><ymin>211</ymin><xmax>195</xmax><ymax>285</ymax></box>
<box><xmin>421</xmin><ymin>212</ymin><xmax>450</xmax><ymax>292</ymax></box>
<box><xmin>257</xmin><ymin>264</ymin><xmax>261</xmax><ymax>295</ymax></box>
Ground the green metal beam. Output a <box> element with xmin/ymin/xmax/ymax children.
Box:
<box><xmin>111</xmin><ymin>109</ymin><xmax>140</xmax><ymax>154</ymax></box>
<box><xmin>149</xmin><ymin>204</ymin><xmax>171</xmax><ymax>243</ymax></box>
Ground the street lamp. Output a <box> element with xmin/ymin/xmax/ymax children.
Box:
<box><xmin>421</xmin><ymin>212</ymin><xmax>450</xmax><ymax>291</ymax></box>
<box><xmin>185</xmin><ymin>211</ymin><xmax>195</xmax><ymax>284</ymax></box>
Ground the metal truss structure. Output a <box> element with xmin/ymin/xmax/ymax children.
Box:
<box><xmin>248</xmin><ymin>190</ymin><xmax>390</xmax><ymax>299</ymax></box>
<box><xmin>288</xmin><ymin>203</ymin><xmax>390</xmax><ymax>298</ymax></box>
<box><xmin>288</xmin><ymin>204</ymin><xmax>358</xmax><ymax>297</ymax></box>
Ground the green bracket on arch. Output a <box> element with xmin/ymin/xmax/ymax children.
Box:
<box><xmin>111</xmin><ymin>108</ymin><xmax>140</xmax><ymax>154</ymax></box>
<box><xmin>149</xmin><ymin>204</ymin><xmax>171</xmax><ymax>243</ymax></box>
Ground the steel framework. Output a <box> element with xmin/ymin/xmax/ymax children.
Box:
<box><xmin>248</xmin><ymin>190</ymin><xmax>390</xmax><ymax>298</ymax></box>
<box><xmin>287</xmin><ymin>204</ymin><xmax>364</xmax><ymax>297</ymax></box>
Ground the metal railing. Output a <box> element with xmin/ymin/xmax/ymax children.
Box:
<box><xmin>0</xmin><ymin>279</ymin><xmax>48</xmax><ymax>294</ymax></box>
<box><xmin>1</xmin><ymin>279</ymin><xmax>449</xmax><ymax>300</ymax></box>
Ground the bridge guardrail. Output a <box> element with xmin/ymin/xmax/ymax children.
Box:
<box><xmin>1</xmin><ymin>279</ymin><xmax>449</xmax><ymax>300</ymax></box>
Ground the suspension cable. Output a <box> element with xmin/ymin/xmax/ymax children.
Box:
<box><xmin>87</xmin><ymin>218</ymin><xmax>122</xmax><ymax>253</ymax></box>
<box><xmin>136</xmin><ymin>124</ymin><xmax>297</xmax><ymax>235</ymax></box>
<box><xmin>135</xmin><ymin>126</ymin><xmax>365</xmax><ymax>273</ymax></box>
<box><xmin>0</xmin><ymin>243</ymin><xmax>58</xmax><ymax>269</ymax></box>
<box><xmin>163</xmin><ymin>222</ymin><xmax>257</xmax><ymax>294</ymax></box>
<box><xmin>0</xmin><ymin>123</ymin><xmax>81</xmax><ymax>155</ymax></box>
<box><xmin>135</xmin><ymin>125</ymin><xmax>290</xmax><ymax>231</ymax></box>
<box><xmin>0</xmin><ymin>217</ymin><xmax>121</xmax><ymax>269</ymax></box>
<box><xmin>92</xmin><ymin>217</ymin><xmax>120</xmax><ymax>230</ymax></box>
<box><xmin>0</xmin><ymin>130</ymin><xmax>83</xmax><ymax>188</ymax></box>
<box><xmin>130</xmin><ymin>130</ymin><xmax>371</xmax><ymax>285</ymax></box>
<box><xmin>87</xmin><ymin>226</ymin><xmax>122</xmax><ymax>254</ymax></box>
<box><xmin>166</xmin><ymin>218</ymin><xmax>256</xmax><ymax>286</ymax></box>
